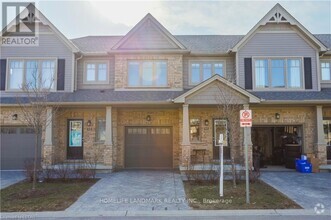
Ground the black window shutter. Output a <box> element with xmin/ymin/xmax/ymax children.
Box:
<box><xmin>0</xmin><ymin>59</ymin><xmax>7</xmax><ymax>91</ymax></box>
<box><xmin>57</xmin><ymin>59</ymin><xmax>65</xmax><ymax>91</ymax></box>
<box><xmin>304</xmin><ymin>57</ymin><xmax>312</xmax><ymax>90</ymax></box>
<box><xmin>244</xmin><ymin>58</ymin><xmax>253</xmax><ymax>89</ymax></box>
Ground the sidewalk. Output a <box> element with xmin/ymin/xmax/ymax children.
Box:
<box><xmin>1</xmin><ymin>209</ymin><xmax>330</xmax><ymax>219</ymax></box>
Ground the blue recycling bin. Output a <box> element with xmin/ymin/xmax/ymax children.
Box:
<box><xmin>295</xmin><ymin>159</ymin><xmax>312</xmax><ymax>173</ymax></box>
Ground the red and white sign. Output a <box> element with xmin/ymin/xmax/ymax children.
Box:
<box><xmin>240</xmin><ymin>110</ymin><xmax>252</xmax><ymax>127</ymax></box>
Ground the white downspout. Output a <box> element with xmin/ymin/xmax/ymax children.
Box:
<box><xmin>74</xmin><ymin>54</ymin><xmax>83</xmax><ymax>91</ymax></box>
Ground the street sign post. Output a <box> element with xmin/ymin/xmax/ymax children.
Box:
<box><xmin>240</xmin><ymin>109</ymin><xmax>252</xmax><ymax>204</ymax></box>
<box><xmin>219</xmin><ymin>134</ymin><xmax>223</xmax><ymax>197</ymax></box>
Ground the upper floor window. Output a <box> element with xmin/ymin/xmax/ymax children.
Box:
<box><xmin>8</xmin><ymin>59</ymin><xmax>56</xmax><ymax>90</ymax></box>
<box><xmin>128</xmin><ymin>61</ymin><xmax>167</xmax><ymax>87</ymax></box>
<box><xmin>84</xmin><ymin>62</ymin><xmax>108</xmax><ymax>84</ymax></box>
<box><xmin>321</xmin><ymin>60</ymin><xmax>331</xmax><ymax>81</ymax></box>
<box><xmin>189</xmin><ymin>61</ymin><xmax>225</xmax><ymax>85</ymax></box>
<box><xmin>254</xmin><ymin>58</ymin><xmax>303</xmax><ymax>89</ymax></box>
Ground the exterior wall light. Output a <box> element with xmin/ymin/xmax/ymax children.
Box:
<box><xmin>146</xmin><ymin>115</ymin><xmax>151</xmax><ymax>121</ymax></box>
<box><xmin>12</xmin><ymin>114</ymin><xmax>18</xmax><ymax>120</ymax></box>
<box><xmin>275</xmin><ymin>113</ymin><xmax>280</xmax><ymax>120</ymax></box>
<box><xmin>87</xmin><ymin>120</ymin><xmax>92</xmax><ymax>127</ymax></box>
<box><xmin>204</xmin><ymin>119</ymin><xmax>209</xmax><ymax>126</ymax></box>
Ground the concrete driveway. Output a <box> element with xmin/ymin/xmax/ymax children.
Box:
<box><xmin>261</xmin><ymin>172</ymin><xmax>331</xmax><ymax>210</ymax></box>
<box><xmin>67</xmin><ymin>170</ymin><xmax>191</xmax><ymax>211</ymax></box>
<box><xmin>0</xmin><ymin>171</ymin><xmax>26</xmax><ymax>189</ymax></box>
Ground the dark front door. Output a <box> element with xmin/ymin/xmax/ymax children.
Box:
<box><xmin>125</xmin><ymin>126</ymin><xmax>173</xmax><ymax>168</ymax></box>
<box><xmin>213</xmin><ymin>119</ymin><xmax>230</xmax><ymax>160</ymax></box>
<box><xmin>67</xmin><ymin>119</ymin><xmax>83</xmax><ymax>159</ymax></box>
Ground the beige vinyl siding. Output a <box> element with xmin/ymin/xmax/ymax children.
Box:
<box><xmin>259</xmin><ymin>23</ymin><xmax>293</xmax><ymax>31</ymax></box>
<box><xmin>77</xmin><ymin>56</ymin><xmax>114</xmax><ymax>89</ymax></box>
<box><xmin>0</xmin><ymin>25</ymin><xmax>74</xmax><ymax>96</ymax></box>
<box><xmin>238</xmin><ymin>32</ymin><xmax>318</xmax><ymax>91</ymax></box>
<box><xmin>186</xmin><ymin>81</ymin><xmax>248</xmax><ymax>104</ymax></box>
<box><xmin>119</xmin><ymin>22</ymin><xmax>178</xmax><ymax>49</ymax></box>
<box><xmin>183</xmin><ymin>56</ymin><xmax>236</xmax><ymax>89</ymax></box>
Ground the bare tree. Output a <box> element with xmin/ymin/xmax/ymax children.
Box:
<box><xmin>214</xmin><ymin>78</ymin><xmax>244</xmax><ymax>187</ymax></box>
<box><xmin>16</xmin><ymin>67</ymin><xmax>63</xmax><ymax>190</ymax></box>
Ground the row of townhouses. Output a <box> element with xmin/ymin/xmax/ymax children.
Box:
<box><xmin>1</xmin><ymin>3</ymin><xmax>330</xmax><ymax>171</ymax></box>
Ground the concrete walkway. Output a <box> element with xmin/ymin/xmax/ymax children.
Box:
<box><xmin>0</xmin><ymin>171</ymin><xmax>25</xmax><ymax>189</ymax></box>
<box><xmin>67</xmin><ymin>170</ymin><xmax>191</xmax><ymax>211</ymax></box>
<box><xmin>260</xmin><ymin>172</ymin><xmax>331</xmax><ymax>210</ymax></box>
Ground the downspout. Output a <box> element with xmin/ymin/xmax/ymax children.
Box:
<box><xmin>74</xmin><ymin>53</ymin><xmax>83</xmax><ymax>91</ymax></box>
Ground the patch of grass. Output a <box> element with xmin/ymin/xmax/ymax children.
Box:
<box><xmin>184</xmin><ymin>180</ymin><xmax>302</xmax><ymax>210</ymax></box>
<box><xmin>0</xmin><ymin>179</ymin><xmax>98</xmax><ymax>212</ymax></box>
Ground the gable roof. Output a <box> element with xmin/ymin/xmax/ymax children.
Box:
<box><xmin>111</xmin><ymin>13</ymin><xmax>187</xmax><ymax>51</ymax></box>
<box><xmin>1</xmin><ymin>3</ymin><xmax>79</xmax><ymax>52</ymax></box>
<box><xmin>173</xmin><ymin>75</ymin><xmax>260</xmax><ymax>104</ymax></box>
<box><xmin>231</xmin><ymin>3</ymin><xmax>327</xmax><ymax>52</ymax></box>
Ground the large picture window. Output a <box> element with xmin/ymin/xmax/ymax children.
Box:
<box><xmin>128</xmin><ymin>61</ymin><xmax>167</xmax><ymax>87</ymax></box>
<box><xmin>254</xmin><ymin>58</ymin><xmax>303</xmax><ymax>89</ymax></box>
<box><xmin>321</xmin><ymin>60</ymin><xmax>331</xmax><ymax>81</ymax></box>
<box><xmin>189</xmin><ymin>61</ymin><xmax>225</xmax><ymax>85</ymax></box>
<box><xmin>84</xmin><ymin>62</ymin><xmax>108</xmax><ymax>83</ymax></box>
<box><xmin>8</xmin><ymin>59</ymin><xmax>56</xmax><ymax>90</ymax></box>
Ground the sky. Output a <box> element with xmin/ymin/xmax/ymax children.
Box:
<box><xmin>1</xmin><ymin>0</ymin><xmax>331</xmax><ymax>39</ymax></box>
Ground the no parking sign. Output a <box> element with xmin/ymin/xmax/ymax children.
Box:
<box><xmin>240</xmin><ymin>110</ymin><xmax>252</xmax><ymax>127</ymax></box>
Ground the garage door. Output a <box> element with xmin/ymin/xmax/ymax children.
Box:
<box><xmin>0</xmin><ymin>127</ymin><xmax>41</xmax><ymax>170</ymax></box>
<box><xmin>125</xmin><ymin>127</ymin><xmax>173</xmax><ymax>168</ymax></box>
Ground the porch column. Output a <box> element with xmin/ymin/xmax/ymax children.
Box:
<box><xmin>104</xmin><ymin>106</ymin><xmax>113</xmax><ymax>167</ymax></box>
<box><xmin>314</xmin><ymin>106</ymin><xmax>327</xmax><ymax>164</ymax></box>
<box><xmin>43</xmin><ymin>107</ymin><xmax>54</xmax><ymax>166</ymax></box>
<box><xmin>243</xmin><ymin>104</ymin><xmax>253</xmax><ymax>168</ymax></box>
<box><xmin>181</xmin><ymin>104</ymin><xmax>191</xmax><ymax>166</ymax></box>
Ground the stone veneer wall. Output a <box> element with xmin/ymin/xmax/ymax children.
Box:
<box><xmin>251</xmin><ymin>106</ymin><xmax>316</xmax><ymax>155</ymax></box>
<box><xmin>114</xmin><ymin>54</ymin><xmax>183</xmax><ymax>89</ymax></box>
<box><xmin>115</xmin><ymin>108</ymin><xmax>180</xmax><ymax>168</ymax></box>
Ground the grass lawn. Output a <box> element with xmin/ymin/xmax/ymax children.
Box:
<box><xmin>184</xmin><ymin>180</ymin><xmax>301</xmax><ymax>210</ymax></box>
<box><xmin>0</xmin><ymin>179</ymin><xmax>98</xmax><ymax>212</ymax></box>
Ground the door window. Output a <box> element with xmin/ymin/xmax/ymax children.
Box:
<box><xmin>69</xmin><ymin>120</ymin><xmax>83</xmax><ymax>147</ymax></box>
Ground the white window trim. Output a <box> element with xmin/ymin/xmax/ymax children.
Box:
<box><xmin>188</xmin><ymin>60</ymin><xmax>226</xmax><ymax>86</ymax></box>
<box><xmin>127</xmin><ymin>60</ymin><xmax>169</xmax><ymax>88</ymax></box>
<box><xmin>6</xmin><ymin>57</ymin><xmax>58</xmax><ymax>92</ymax></box>
<box><xmin>320</xmin><ymin>59</ymin><xmax>331</xmax><ymax>83</ymax></box>
<box><xmin>252</xmin><ymin>56</ymin><xmax>305</xmax><ymax>91</ymax></box>
<box><xmin>83</xmin><ymin>60</ymin><xmax>110</xmax><ymax>84</ymax></box>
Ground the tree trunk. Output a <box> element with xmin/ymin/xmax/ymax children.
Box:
<box><xmin>32</xmin><ymin>131</ymin><xmax>39</xmax><ymax>190</ymax></box>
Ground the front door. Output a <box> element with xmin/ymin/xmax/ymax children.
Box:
<box><xmin>67</xmin><ymin>119</ymin><xmax>83</xmax><ymax>159</ymax></box>
<box><xmin>213</xmin><ymin>119</ymin><xmax>230</xmax><ymax>160</ymax></box>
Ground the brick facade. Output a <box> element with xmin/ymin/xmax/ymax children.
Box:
<box><xmin>0</xmin><ymin>105</ymin><xmax>328</xmax><ymax>170</ymax></box>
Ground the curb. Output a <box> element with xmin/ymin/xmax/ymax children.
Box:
<box><xmin>1</xmin><ymin>209</ymin><xmax>330</xmax><ymax>218</ymax></box>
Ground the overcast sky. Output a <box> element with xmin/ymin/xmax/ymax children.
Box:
<box><xmin>2</xmin><ymin>0</ymin><xmax>331</xmax><ymax>39</ymax></box>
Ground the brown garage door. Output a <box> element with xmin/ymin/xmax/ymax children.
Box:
<box><xmin>125</xmin><ymin>127</ymin><xmax>173</xmax><ymax>168</ymax></box>
<box><xmin>0</xmin><ymin>127</ymin><xmax>41</xmax><ymax>170</ymax></box>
